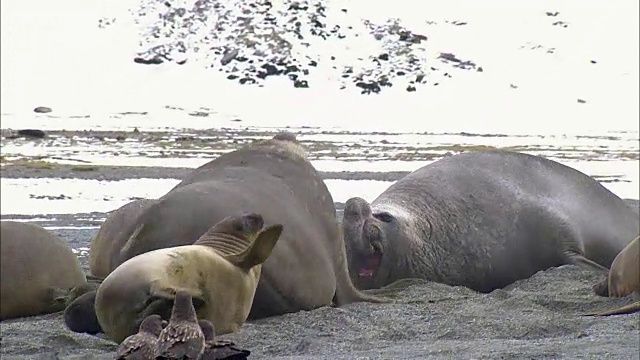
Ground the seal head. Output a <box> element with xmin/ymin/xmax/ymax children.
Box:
<box><xmin>343</xmin><ymin>197</ymin><xmax>396</xmax><ymax>290</ymax></box>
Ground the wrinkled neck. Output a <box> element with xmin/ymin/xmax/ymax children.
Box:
<box><xmin>389</xmin><ymin>197</ymin><xmax>452</xmax><ymax>285</ymax></box>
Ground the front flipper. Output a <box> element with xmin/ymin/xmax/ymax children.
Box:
<box><xmin>583</xmin><ymin>301</ymin><xmax>640</xmax><ymax>316</ymax></box>
<box><xmin>360</xmin><ymin>278</ymin><xmax>428</xmax><ymax>298</ymax></box>
<box><xmin>47</xmin><ymin>287</ymin><xmax>71</xmax><ymax>311</ymax></box>
<box><xmin>565</xmin><ymin>252</ymin><xmax>609</xmax><ymax>272</ymax></box>
<box><xmin>592</xmin><ymin>276</ymin><xmax>610</xmax><ymax>297</ymax></box>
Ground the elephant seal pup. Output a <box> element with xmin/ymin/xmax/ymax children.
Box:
<box><xmin>588</xmin><ymin>236</ymin><xmax>639</xmax><ymax>316</ymax></box>
<box><xmin>114</xmin><ymin>132</ymin><xmax>383</xmax><ymax>321</ymax></box>
<box><xmin>116</xmin><ymin>314</ymin><xmax>165</xmax><ymax>359</ymax></box>
<box><xmin>342</xmin><ymin>150</ymin><xmax>640</xmax><ymax>292</ymax></box>
<box><xmin>157</xmin><ymin>290</ymin><xmax>206</xmax><ymax>359</ymax></box>
<box><xmin>0</xmin><ymin>221</ymin><xmax>87</xmax><ymax>320</ymax></box>
<box><xmin>95</xmin><ymin>213</ymin><xmax>283</xmax><ymax>343</ymax></box>
<box><xmin>89</xmin><ymin>198</ymin><xmax>159</xmax><ymax>279</ymax></box>
<box><xmin>64</xmin><ymin>288</ymin><xmax>102</xmax><ymax>334</ymax></box>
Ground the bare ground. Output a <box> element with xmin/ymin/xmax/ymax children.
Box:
<box><xmin>0</xmin><ymin>217</ymin><xmax>638</xmax><ymax>359</ymax></box>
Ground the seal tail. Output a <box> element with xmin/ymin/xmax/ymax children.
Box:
<box><xmin>333</xmin><ymin>228</ymin><xmax>390</xmax><ymax>306</ymax></box>
<box><xmin>583</xmin><ymin>301</ymin><xmax>640</xmax><ymax>316</ymax></box>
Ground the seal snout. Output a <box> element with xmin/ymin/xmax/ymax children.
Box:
<box><xmin>358</xmin><ymin>220</ymin><xmax>384</xmax><ymax>279</ymax></box>
<box><xmin>344</xmin><ymin>197</ymin><xmax>372</xmax><ymax>220</ymax></box>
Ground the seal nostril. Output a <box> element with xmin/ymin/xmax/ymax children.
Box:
<box><xmin>371</xmin><ymin>241</ymin><xmax>383</xmax><ymax>254</ymax></box>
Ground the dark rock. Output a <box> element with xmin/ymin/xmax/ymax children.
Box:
<box><xmin>239</xmin><ymin>77</ymin><xmax>256</xmax><ymax>85</ymax></box>
<box><xmin>33</xmin><ymin>107</ymin><xmax>52</xmax><ymax>114</ymax></box>
<box><xmin>439</xmin><ymin>52</ymin><xmax>461</xmax><ymax>63</ymax></box>
<box><xmin>17</xmin><ymin>129</ymin><xmax>46</xmax><ymax>139</ymax></box>
<box><xmin>355</xmin><ymin>81</ymin><xmax>381</xmax><ymax>94</ymax></box>
<box><xmin>257</xmin><ymin>64</ymin><xmax>281</xmax><ymax>79</ymax></box>
<box><xmin>378</xmin><ymin>53</ymin><xmax>389</xmax><ymax>61</ymax></box>
<box><xmin>406</xmin><ymin>86</ymin><xmax>417</xmax><ymax>92</ymax></box>
<box><xmin>227</xmin><ymin>74</ymin><xmax>239</xmax><ymax>80</ymax></box>
<box><xmin>221</xmin><ymin>49</ymin><xmax>239</xmax><ymax>65</ymax></box>
<box><xmin>577</xmin><ymin>99</ymin><xmax>587</xmax><ymax>104</ymax></box>
<box><xmin>293</xmin><ymin>79</ymin><xmax>309</xmax><ymax>88</ymax></box>
<box><xmin>133</xmin><ymin>57</ymin><xmax>164</xmax><ymax>65</ymax></box>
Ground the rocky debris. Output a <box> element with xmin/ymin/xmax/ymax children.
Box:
<box><xmin>5</xmin><ymin>129</ymin><xmax>47</xmax><ymax>139</ymax></box>
<box><xmin>438</xmin><ymin>52</ymin><xmax>479</xmax><ymax>71</ymax></box>
<box><xmin>127</xmin><ymin>0</ymin><xmax>481</xmax><ymax>93</ymax></box>
<box><xmin>33</xmin><ymin>106</ymin><xmax>52</xmax><ymax>114</ymax></box>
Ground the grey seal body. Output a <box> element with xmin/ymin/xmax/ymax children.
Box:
<box><xmin>0</xmin><ymin>221</ymin><xmax>87</xmax><ymax>320</ymax></box>
<box><xmin>343</xmin><ymin>150</ymin><xmax>639</xmax><ymax>292</ymax></box>
<box><xmin>109</xmin><ymin>133</ymin><xmax>377</xmax><ymax>320</ymax></box>
<box><xmin>89</xmin><ymin>198</ymin><xmax>159</xmax><ymax>279</ymax></box>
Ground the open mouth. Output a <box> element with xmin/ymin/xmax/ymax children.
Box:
<box><xmin>358</xmin><ymin>252</ymin><xmax>382</xmax><ymax>278</ymax></box>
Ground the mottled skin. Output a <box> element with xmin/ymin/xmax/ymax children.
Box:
<box><xmin>109</xmin><ymin>132</ymin><xmax>380</xmax><ymax>320</ymax></box>
<box><xmin>0</xmin><ymin>221</ymin><xmax>87</xmax><ymax>320</ymax></box>
<box><xmin>343</xmin><ymin>151</ymin><xmax>639</xmax><ymax>292</ymax></box>
<box><xmin>95</xmin><ymin>214</ymin><xmax>282</xmax><ymax>343</ymax></box>
<box><xmin>89</xmin><ymin>199</ymin><xmax>158</xmax><ymax>279</ymax></box>
<box><xmin>116</xmin><ymin>314</ymin><xmax>165</xmax><ymax>359</ymax></box>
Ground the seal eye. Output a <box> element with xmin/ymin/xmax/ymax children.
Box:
<box><xmin>233</xmin><ymin>220</ymin><xmax>246</xmax><ymax>233</ymax></box>
<box><xmin>374</xmin><ymin>212</ymin><xmax>394</xmax><ymax>223</ymax></box>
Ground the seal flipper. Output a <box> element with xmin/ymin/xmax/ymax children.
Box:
<box><xmin>47</xmin><ymin>287</ymin><xmax>71</xmax><ymax>307</ymax></box>
<box><xmin>195</xmin><ymin>224</ymin><xmax>283</xmax><ymax>271</ymax></box>
<box><xmin>226</xmin><ymin>224</ymin><xmax>283</xmax><ymax>270</ymax></box>
<box><xmin>592</xmin><ymin>276</ymin><xmax>610</xmax><ymax>297</ymax></box>
<box><xmin>564</xmin><ymin>252</ymin><xmax>609</xmax><ymax>272</ymax></box>
<box><xmin>118</xmin><ymin>222</ymin><xmax>146</xmax><ymax>262</ymax></box>
<box><xmin>583</xmin><ymin>301</ymin><xmax>640</xmax><ymax>316</ymax></box>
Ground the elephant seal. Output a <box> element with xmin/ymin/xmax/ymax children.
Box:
<box><xmin>588</xmin><ymin>236</ymin><xmax>639</xmax><ymax>316</ymax></box>
<box><xmin>64</xmin><ymin>289</ymin><xmax>101</xmax><ymax>334</ymax></box>
<box><xmin>342</xmin><ymin>150</ymin><xmax>639</xmax><ymax>292</ymax></box>
<box><xmin>0</xmin><ymin>221</ymin><xmax>87</xmax><ymax>320</ymax></box>
<box><xmin>157</xmin><ymin>290</ymin><xmax>206</xmax><ymax>359</ymax></box>
<box><xmin>89</xmin><ymin>198</ymin><xmax>159</xmax><ymax>279</ymax></box>
<box><xmin>109</xmin><ymin>132</ymin><xmax>382</xmax><ymax>321</ymax></box>
<box><xmin>95</xmin><ymin>213</ymin><xmax>283</xmax><ymax>343</ymax></box>
<box><xmin>606</xmin><ymin>235</ymin><xmax>640</xmax><ymax>297</ymax></box>
<box><xmin>116</xmin><ymin>314</ymin><xmax>165</xmax><ymax>359</ymax></box>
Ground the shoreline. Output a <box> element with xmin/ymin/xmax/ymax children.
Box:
<box><xmin>0</xmin><ymin>163</ymin><xmax>410</xmax><ymax>182</ymax></box>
